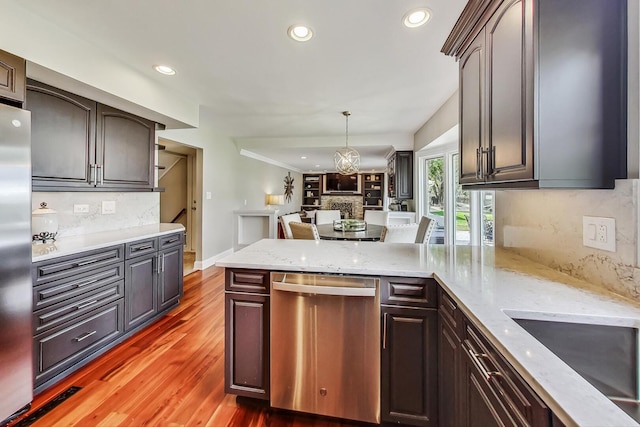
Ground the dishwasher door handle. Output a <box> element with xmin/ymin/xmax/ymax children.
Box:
<box><xmin>273</xmin><ymin>281</ymin><xmax>376</xmax><ymax>297</ymax></box>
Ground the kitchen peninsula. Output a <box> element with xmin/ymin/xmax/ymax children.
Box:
<box><xmin>217</xmin><ymin>239</ymin><xmax>640</xmax><ymax>427</ymax></box>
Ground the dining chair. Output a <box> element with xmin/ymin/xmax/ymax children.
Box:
<box><xmin>415</xmin><ymin>216</ymin><xmax>435</xmax><ymax>244</ymax></box>
<box><xmin>279</xmin><ymin>213</ymin><xmax>302</xmax><ymax>239</ymax></box>
<box><xmin>289</xmin><ymin>221</ymin><xmax>320</xmax><ymax>240</ymax></box>
<box><xmin>364</xmin><ymin>210</ymin><xmax>390</xmax><ymax>226</ymax></box>
<box><xmin>315</xmin><ymin>210</ymin><xmax>341</xmax><ymax>225</ymax></box>
<box><xmin>379</xmin><ymin>224</ymin><xmax>419</xmax><ymax>243</ymax></box>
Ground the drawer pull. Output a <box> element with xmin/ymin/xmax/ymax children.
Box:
<box><xmin>76</xmin><ymin>278</ymin><xmax>100</xmax><ymax>288</ymax></box>
<box><xmin>165</xmin><ymin>238</ymin><xmax>179</xmax><ymax>244</ymax></box>
<box><xmin>76</xmin><ymin>300</ymin><xmax>99</xmax><ymax>310</ymax></box>
<box><xmin>133</xmin><ymin>245</ymin><xmax>153</xmax><ymax>251</ymax></box>
<box><xmin>74</xmin><ymin>330</ymin><xmax>97</xmax><ymax>342</ymax></box>
<box><xmin>467</xmin><ymin>344</ymin><xmax>503</xmax><ymax>381</ymax></box>
<box><xmin>74</xmin><ymin>259</ymin><xmax>99</xmax><ymax>267</ymax></box>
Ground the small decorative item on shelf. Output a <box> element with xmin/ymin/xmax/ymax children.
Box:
<box><xmin>32</xmin><ymin>202</ymin><xmax>58</xmax><ymax>243</ymax></box>
<box><xmin>333</xmin><ymin>219</ymin><xmax>367</xmax><ymax>232</ymax></box>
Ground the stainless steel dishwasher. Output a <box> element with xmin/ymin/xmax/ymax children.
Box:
<box><xmin>270</xmin><ymin>272</ymin><xmax>380</xmax><ymax>424</ymax></box>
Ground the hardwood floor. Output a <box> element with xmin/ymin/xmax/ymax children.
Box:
<box><xmin>8</xmin><ymin>267</ymin><xmax>365</xmax><ymax>427</ymax></box>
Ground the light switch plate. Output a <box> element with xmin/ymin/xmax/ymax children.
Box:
<box><xmin>583</xmin><ymin>216</ymin><xmax>616</xmax><ymax>252</ymax></box>
<box><xmin>73</xmin><ymin>204</ymin><xmax>89</xmax><ymax>214</ymax></box>
<box><xmin>102</xmin><ymin>200</ymin><xmax>116</xmax><ymax>215</ymax></box>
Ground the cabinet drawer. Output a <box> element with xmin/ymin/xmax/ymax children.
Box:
<box><xmin>34</xmin><ymin>299</ymin><xmax>124</xmax><ymax>385</ymax></box>
<box><xmin>33</xmin><ymin>245</ymin><xmax>124</xmax><ymax>285</ymax></box>
<box><xmin>381</xmin><ymin>276</ymin><xmax>437</xmax><ymax>308</ymax></box>
<box><xmin>33</xmin><ymin>263</ymin><xmax>124</xmax><ymax>311</ymax></box>
<box><xmin>463</xmin><ymin>320</ymin><xmax>549</xmax><ymax>426</ymax></box>
<box><xmin>125</xmin><ymin>238</ymin><xmax>158</xmax><ymax>259</ymax></box>
<box><xmin>225</xmin><ymin>269</ymin><xmax>270</xmax><ymax>294</ymax></box>
<box><xmin>159</xmin><ymin>232</ymin><xmax>184</xmax><ymax>250</ymax></box>
<box><xmin>33</xmin><ymin>280</ymin><xmax>124</xmax><ymax>335</ymax></box>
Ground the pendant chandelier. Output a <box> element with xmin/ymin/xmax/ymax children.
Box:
<box><xmin>334</xmin><ymin>111</ymin><xmax>360</xmax><ymax>175</ymax></box>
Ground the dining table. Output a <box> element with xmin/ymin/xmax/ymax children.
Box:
<box><xmin>315</xmin><ymin>223</ymin><xmax>384</xmax><ymax>241</ymax></box>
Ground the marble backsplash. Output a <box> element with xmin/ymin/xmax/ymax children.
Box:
<box><xmin>495</xmin><ymin>179</ymin><xmax>640</xmax><ymax>301</ymax></box>
<box><xmin>32</xmin><ymin>192</ymin><xmax>160</xmax><ymax>238</ymax></box>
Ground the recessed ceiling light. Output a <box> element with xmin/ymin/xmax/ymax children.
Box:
<box><xmin>301</xmin><ymin>156</ymin><xmax>307</xmax><ymax>159</ymax></box>
<box><xmin>288</xmin><ymin>25</ymin><xmax>313</xmax><ymax>42</ymax></box>
<box><xmin>403</xmin><ymin>8</ymin><xmax>431</xmax><ymax>28</ymax></box>
<box><xmin>315</xmin><ymin>165</ymin><xmax>320</xmax><ymax>168</ymax></box>
<box><xmin>153</xmin><ymin>64</ymin><xmax>176</xmax><ymax>75</ymax></box>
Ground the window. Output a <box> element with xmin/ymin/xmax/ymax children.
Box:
<box><xmin>418</xmin><ymin>142</ymin><xmax>494</xmax><ymax>246</ymax></box>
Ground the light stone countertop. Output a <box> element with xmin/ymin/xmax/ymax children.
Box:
<box><xmin>216</xmin><ymin>238</ymin><xmax>640</xmax><ymax>427</ymax></box>
<box><xmin>32</xmin><ymin>223</ymin><xmax>185</xmax><ymax>263</ymax></box>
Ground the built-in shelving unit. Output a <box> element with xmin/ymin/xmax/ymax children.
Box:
<box><xmin>363</xmin><ymin>173</ymin><xmax>384</xmax><ymax>211</ymax></box>
<box><xmin>302</xmin><ymin>174</ymin><xmax>322</xmax><ymax>208</ymax></box>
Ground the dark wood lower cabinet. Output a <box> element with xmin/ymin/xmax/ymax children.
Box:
<box><xmin>438</xmin><ymin>313</ymin><xmax>461</xmax><ymax>427</ymax></box>
<box><xmin>124</xmin><ymin>253</ymin><xmax>158</xmax><ymax>331</ymax></box>
<box><xmin>158</xmin><ymin>245</ymin><xmax>184</xmax><ymax>311</ymax></box>
<box><xmin>381</xmin><ymin>305</ymin><xmax>437</xmax><ymax>426</ymax></box>
<box><xmin>224</xmin><ymin>291</ymin><xmax>270</xmax><ymax>400</ymax></box>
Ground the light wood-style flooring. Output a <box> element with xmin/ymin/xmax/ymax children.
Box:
<box><xmin>8</xmin><ymin>267</ymin><xmax>363</xmax><ymax>427</ymax></box>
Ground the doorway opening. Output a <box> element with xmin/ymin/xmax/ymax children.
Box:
<box><xmin>157</xmin><ymin>138</ymin><xmax>202</xmax><ymax>275</ymax></box>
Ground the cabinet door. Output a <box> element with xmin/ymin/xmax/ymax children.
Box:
<box><xmin>158</xmin><ymin>245</ymin><xmax>183</xmax><ymax>312</ymax></box>
<box><xmin>486</xmin><ymin>0</ymin><xmax>534</xmax><ymax>183</ymax></box>
<box><xmin>225</xmin><ymin>292</ymin><xmax>270</xmax><ymax>400</ymax></box>
<box><xmin>395</xmin><ymin>151</ymin><xmax>413</xmax><ymax>200</ymax></box>
<box><xmin>381</xmin><ymin>306</ymin><xmax>437</xmax><ymax>426</ymax></box>
<box><xmin>459</xmin><ymin>30</ymin><xmax>485</xmax><ymax>184</ymax></box>
<box><xmin>0</xmin><ymin>49</ymin><xmax>25</xmax><ymax>105</ymax></box>
<box><xmin>124</xmin><ymin>253</ymin><xmax>157</xmax><ymax>331</ymax></box>
<box><xmin>96</xmin><ymin>104</ymin><xmax>154</xmax><ymax>188</ymax></box>
<box><xmin>27</xmin><ymin>80</ymin><xmax>97</xmax><ymax>188</ymax></box>
<box><xmin>438</xmin><ymin>314</ymin><xmax>461</xmax><ymax>427</ymax></box>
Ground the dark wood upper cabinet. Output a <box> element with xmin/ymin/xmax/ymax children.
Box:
<box><xmin>443</xmin><ymin>0</ymin><xmax>627</xmax><ymax>189</ymax></box>
<box><xmin>27</xmin><ymin>80</ymin><xmax>97</xmax><ymax>188</ymax></box>
<box><xmin>388</xmin><ymin>151</ymin><xmax>413</xmax><ymax>200</ymax></box>
<box><xmin>97</xmin><ymin>104</ymin><xmax>155</xmax><ymax>188</ymax></box>
<box><xmin>27</xmin><ymin>80</ymin><xmax>157</xmax><ymax>191</ymax></box>
<box><xmin>0</xmin><ymin>49</ymin><xmax>25</xmax><ymax>106</ymax></box>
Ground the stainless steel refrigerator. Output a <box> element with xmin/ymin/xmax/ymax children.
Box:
<box><xmin>0</xmin><ymin>104</ymin><xmax>33</xmax><ymax>423</ymax></box>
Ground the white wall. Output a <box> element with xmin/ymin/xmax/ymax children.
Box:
<box><xmin>159</xmin><ymin>110</ymin><xmax>302</xmax><ymax>268</ymax></box>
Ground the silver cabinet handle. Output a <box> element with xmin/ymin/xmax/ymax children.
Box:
<box><xmin>76</xmin><ymin>300</ymin><xmax>98</xmax><ymax>310</ymax></box>
<box><xmin>76</xmin><ymin>278</ymin><xmax>100</xmax><ymax>288</ymax></box>
<box><xmin>74</xmin><ymin>330</ymin><xmax>97</xmax><ymax>342</ymax></box>
<box><xmin>74</xmin><ymin>258</ymin><xmax>99</xmax><ymax>267</ymax></box>
<box><xmin>133</xmin><ymin>245</ymin><xmax>153</xmax><ymax>251</ymax></box>
<box><xmin>272</xmin><ymin>281</ymin><xmax>375</xmax><ymax>297</ymax></box>
<box><xmin>99</xmin><ymin>164</ymin><xmax>104</xmax><ymax>185</ymax></box>
<box><xmin>476</xmin><ymin>148</ymin><xmax>483</xmax><ymax>179</ymax></box>
<box><xmin>382</xmin><ymin>312</ymin><xmax>389</xmax><ymax>349</ymax></box>
<box><xmin>89</xmin><ymin>164</ymin><xmax>96</xmax><ymax>185</ymax></box>
<box><xmin>161</xmin><ymin>253</ymin><xmax>165</xmax><ymax>273</ymax></box>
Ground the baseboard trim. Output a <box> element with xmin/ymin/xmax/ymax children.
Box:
<box><xmin>196</xmin><ymin>248</ymin><xmax>234</xmax><ymax>270</ymax></box>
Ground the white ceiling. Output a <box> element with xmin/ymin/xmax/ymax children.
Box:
<box><xmin>18</xmin><ymin>0</ymin><xmax>466</xmax><ymax>172</ymax></box>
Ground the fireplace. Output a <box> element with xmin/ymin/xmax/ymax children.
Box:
<box><xmin>322</xmin><ymin>195</ymin><xmax>363</xmax><ymax>219</ymax></box>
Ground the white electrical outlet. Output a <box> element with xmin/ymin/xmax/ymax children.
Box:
<box><xmin>102</xmin><ymin>200</ymin><xmax>116</xmax><ymax>215</ymax></box>
<box><xmin>73</xmin><ymin>204</ymin><xmax>89</xmax><ymax>214</ymax></box>
<box><xmin>583</xmin><ymin>216</ymin><xmax>616</xmax><ymax>252</ymax></box>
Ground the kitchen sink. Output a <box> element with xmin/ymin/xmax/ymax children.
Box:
<box><xmin>506</xmin><ymin>312</ymin><xmax>640</xmax><ymax>423</ymax></box>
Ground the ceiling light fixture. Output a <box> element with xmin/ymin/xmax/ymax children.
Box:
<box><xmin>154</xmin><ymin>64</ymin><xmax>176</xmax><ymax>75</ymax></box>
<box><xmin>288</xmin><ymin>25</ymin><xmax>313</xmax><ymax>42</ymax></box>
<box><xmin>403</xmin><ymin>8</ymin><xmax>431</xmax><ymax>28</ymax></box>
<box><xmin>334</xmin><ymin>111</ymin><xmax>360</xmax><ymax>175</ymax></box>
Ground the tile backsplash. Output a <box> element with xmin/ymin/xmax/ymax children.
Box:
<box><xmin>32</xmin><ymin>192</ymin><xmax>160</xmax><ymax>238</ymax></box>
<box><xmin>495</xmin><ymin>179</ymin><xmax>640</xmax><ymax>301</ymax></box>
